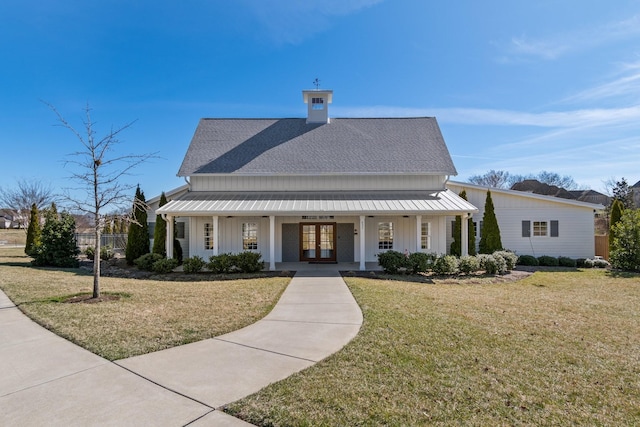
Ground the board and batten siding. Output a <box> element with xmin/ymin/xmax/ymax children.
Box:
<box><xmin>190</xmin><ymin>174</ymin><xmax>447</xmax><ymax>192</ymax></box>
<box><xmin>185</xmin><ymin>214</ymin><xmax>448</xmax><ymax>263</ymax></box>
<box><xmin>446</xmin><ymin>183</ymin><xmax>597</xmax><ymax>258</ymax></box>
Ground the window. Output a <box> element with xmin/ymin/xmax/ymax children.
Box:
<box><xmin>378</xmin><ymin>222</ymin><xmax>394</xmax><ymax>250</ymax></box>
<box><xmin>311</xmin><ymin>97</ymin><xmax>324</xmax><ymax>110</ymax></box>
<box><xmin>242</xmin><ymin>222</ymin><xmax>258</xmax><ymax>250</ymax></box>
<box><xmin>523</xmin><ymin>220</ymin><xmax>559</xmax><ymax>238</ymax></box>
<box><xmin>533</xmin><ymin>221</ymin><xmax>548</xmax><ymax>237</ymax></box>
<box><xmin>175</xmin><ymin>222</ymin><xmax>185</xmax><ymax>239</ymax></box>
<box><xmin>204</xmin><ymin>223</ymin><xmax>214</xmax><ymax>250</ymax></box>
<box><xmin>421</xmin><ymin>222</ymin><xmax>431</xmax><ymax>250</ymax></box>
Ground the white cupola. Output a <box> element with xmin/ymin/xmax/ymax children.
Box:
<box><xmin>302</xmin><ymin>89</ymin><xmax>333</xmax><ymax>124</ymax></box>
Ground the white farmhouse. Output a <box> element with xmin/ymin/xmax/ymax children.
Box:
<box><xmin>150</xmin><ymin>88</ymin><xmax>601</xmax><ymax>268</ymax></box>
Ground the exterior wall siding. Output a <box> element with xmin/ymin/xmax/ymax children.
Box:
<box><xmin>190</xmin><ymin>174</ymin><xmax>446</xmax><ymax>192</ymax></box>
<box><xmin>184</xmin><ymin>214</ymin><xmax>447</xmax><ymax>263</ymax></box>
<box><xmin>447</xmin><ymin>183</ymin><xmax>597</xmax><ymax>258</ymax></box>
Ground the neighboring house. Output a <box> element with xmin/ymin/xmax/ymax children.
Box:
<box><xmin>153</xmin><ymin>88</ymin><xmax>602</xmax><ymax>267</ymax></box>
<box><xmin>155</xmin><ymin>89</ymin><xmax>478</xmax><ymax>270</ymax></box>
<box><xmin>447</xmin><ymin>182</ymin><xmax>602</xmax><ymax>259</ymax></box>
<box><xmin>632</xmin><ymin>180</ymin><xmax>640</xmax><ymax>208</ymax></box>
<box><xmin>0</xmin><ymin>209</ymin><xmax>19</xmax><ymax>229</ymax></box>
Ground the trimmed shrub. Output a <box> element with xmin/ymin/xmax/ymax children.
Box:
<box><xmin>152</xmin><ymin>258</ymin><xmax>179</xmax><ymax>274</ymax></box>
<box><xmin>134</xmin><ymin>253</ymin><xmax>164</xmax><ymax>271</ymax></box>
<box><xmin>482</xmin><ymin>254</ymin><xmax>507</xmax><ymax>275</ymax></box>
<box><xmin>377</xmin><ymin>250</ymin><xmax>409</xmax><ymax>274</ymax></box>
<box><xmin>576</xmin><ymin>258</ymin><xmax>587</xmax><ymax>268</ymax></box>
<box><xmin>537</xmin><ymin>255</ymin><xmax>559</xmax><ymax>267</ymax></box>
<box><xmin>100</xmin><ymin>246</ymin><xmax>114</xmax><ymax>261</ymax></box>
<box><xmin>208</xmin><ymin>253</ymin><xmax>236</xmax><ymax>274</ymax></box>
<box><xmin>558</xmin><ymin>256</ymin><xmax>576</xmax><ymax>267</ymax></box>
<box><xmin>583</xmin><ymin>258</ymin><xmax>595</xmax><ymax>268</ymax></box>
<box><xmin>458</xmin><ymin>255</ymin><xmax>480</xmax><ymax>274</ymax></box>
<box><xmin>432</xmin><ymin>255</ymin><xmax>459</xmax><ymax>275</ymax></box>
<box><xmin>593</xmin><ymin>258</ymin><xmax>610</xmax><ymax>268</ymax></box>
<box><xmin>517</xmin><ymin>255</ymin><xmax>539</xmax><ymax>266</ymax></box>
<box><xmin>182</xmin><ymin>256</ymin><xmax>206</xmax><ymax>273</ymax></box>
<box><xmin>85</xmin><ymin>246</ymin><xmax>96</xmax><ymax>261</ymax></box>
<box><xmin>235</xmin><ymin>251</ymin><xmax>263</xmax><ymax>273</ymax></box>
<box><xmin>407</xmin><ymin>252</ymin><xmax>436</xmax><ymax>274</ymax></box>
<box><xmin>493</xmin><ymin>250</ymin><xmax>518</xmax><ymax>270</ymax></box>
<box><xmin>32</xmin><ymin>210</ymin><xmax>80</xmax><ymax>268</ymax></box>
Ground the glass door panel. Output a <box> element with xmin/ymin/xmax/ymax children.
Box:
<box><xmin>301</xmin><ymin>225</ymin><xmax>316</xmax><ymax>259</ymax></box>
<box><xmin>319</xmin><ymin>224</ymin><xmax>335</xmax><ymax>259</ymax></box>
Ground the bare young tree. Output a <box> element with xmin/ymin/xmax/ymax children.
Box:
<box><xmin>46</xmin><ymin>102</ymin><xmax>158</xmax><ymax>299</ymax></box>
<box><xmin>0</xmin><ymin>178</ymin><xmax>56</xmax><ymax>229</ymax></box>
<box><xmin>467</xmin><ymin>170</ymin><xmax>511</xmax><ymax>188</ymax></box>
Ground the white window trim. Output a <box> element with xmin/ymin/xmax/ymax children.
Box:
<box><xmin>242</xmin><ymin>222</ymin><xmax>258</xmax><ymax>251</ymax></box>
<box><xmin>421</xmin><ymin>222</ymin><xmax>431</xmax><ymax>250</ymax></box>
<box><xmin>204</xmin><ymin>223</ymin><xmax>214</xmax><ymax>250</ymax></box>
<box><xmin>532</xmin><ymin>220</ymin><xmax>549</xmax><ymax>237</ymax></box>
<box><xmin>378</xmin><ymin>222</ymin><xmax>394</xmax><ymax>250</ymax></box>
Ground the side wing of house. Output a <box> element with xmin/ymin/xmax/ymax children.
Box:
<box><xmin>447</xmin><ymin>182</ymin><xmax>602</xmax><ymax>259</ymax></box>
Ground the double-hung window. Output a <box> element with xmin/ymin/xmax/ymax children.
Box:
<box><xmin>522</xmin><ymin>220</ymin><xmax>559</xmax><ymax>238</ymax></box>
<box><xmin>242</xmin><ymin>222</ymin><xmax>258</xmax><ymax>250</ymax></box>
<box><xmin>421</xmin><ymin>222</ymin><xmax>431</xmax><ymax>250</ymax></box>
<box><xmin>378</xmin><ymin>222</ymin><xmax>394</xmax><ymax>250</ymax></box>
<box><xmin>204</xmin><ymin>223</ymin><xmax>214</xmax><ymax>250</ymax></box>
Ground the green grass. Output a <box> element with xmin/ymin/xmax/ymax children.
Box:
<box><xmin>0</xmin><ymin>247</ymin><xmax>290</xmax><ymax>360</ymax></box>
<box><xmin>226</xmin><ymin>269</ymin><xmax>640</xmax><ymax>426</ymax></box>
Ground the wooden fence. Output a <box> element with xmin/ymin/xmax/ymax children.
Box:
<box><xmin>595</xmin><ymin>235</ymin><xmax>609</xmax><ymax>260</ymax></box>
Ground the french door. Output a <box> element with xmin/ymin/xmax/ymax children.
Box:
<box><xmin>300</xmin><ymin>223</ymin><xmax>336</xmax><ymax>262</ymax></box>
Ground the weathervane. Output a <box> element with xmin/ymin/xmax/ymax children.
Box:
<box><xmin>313</xmin><ymin>78</ymin><xmax>321</xmax><ymax>90</ymax></box>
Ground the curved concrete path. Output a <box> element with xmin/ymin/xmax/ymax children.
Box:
<box><xmin>0</xmin><ymin>269</ymin><xmax>362</xmax><ymax>426</ymax></box>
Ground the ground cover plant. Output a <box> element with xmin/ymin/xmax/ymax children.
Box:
<box><xmin>226</xmin><ymin>269</ymin><xmax>640</xmax><ymax>426</ymax></box>
<box><xmin>0</xmin><ymin>247</ymin><xmax>289</xmax><ymax>360</ymax></box>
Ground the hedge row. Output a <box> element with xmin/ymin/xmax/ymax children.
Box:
<box><xmin>376</xmin><ymin>250</ymin><xmax>518</xmax><ymax>275</ymax></box>
<box><xmin>134</xmin><ymin>251</ymin><xmax>264</xmax><ymax>274</ymax></box>
<box><xmin>517</xmin><ymin>255</ymin><xmax>609</xmax><ymax>268</ymax></box>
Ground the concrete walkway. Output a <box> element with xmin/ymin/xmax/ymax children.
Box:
<box><xmin>0</xmin><ymin>269</ymin><xmax>362</xmax><ymax>426</ymax></box>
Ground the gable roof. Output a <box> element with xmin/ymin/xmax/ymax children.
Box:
<box><xmin>178</xmin><ymin>117</ymin><xmax>457</xmax><ymax>176</ymax></box>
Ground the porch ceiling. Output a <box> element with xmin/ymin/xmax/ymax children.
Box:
<box><xmin>156</xmin><ymin>190</ymin><xmax>479</xmax><ymax>216</ymax></box>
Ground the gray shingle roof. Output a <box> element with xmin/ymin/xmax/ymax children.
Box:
<box><xmin>177</xmin><ymin>117</ymin><xmax>457</xmax><ymax>176</ymax></box>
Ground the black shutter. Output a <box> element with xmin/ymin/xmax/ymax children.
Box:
<box><xmin>522</xmin><ymin>220</ymin><xmax>531</xmax><ymax>237</ymax></box>
<box><xmin>550</xmin><ymin>220</ymin><xmax>559</xmax><ymax>237</ymax></box>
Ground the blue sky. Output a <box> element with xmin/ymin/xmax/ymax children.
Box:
<box><xmin>1</xmin><ymin>0</ymin><xmax>640</xmax><ymax>207</ymax></box>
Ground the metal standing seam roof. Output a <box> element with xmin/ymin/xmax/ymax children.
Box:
<box><xmin>156</xmin><ymin>190</ymin><xmax>479</xmax><ymax>216</ymax></box>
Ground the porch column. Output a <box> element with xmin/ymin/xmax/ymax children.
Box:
<box><xmin>359</xmin><ymin>215</ymin><xmax>366</xmax><ymax>271</ymax></box>
<box><xmin>212</xmin><ymin>215</ymin><xmax>219</xmax><ymax>256</ymax></box>
<box><xmin>416</xmin><ymin>215</ymin><xmax>422</xmax><ymax>253</ymax></box>
<box><xmin>166</xmin><ymin>215</ymin><xmax>174</xmax><ymax>259</ymax></box>
<box><xmin>461</xmin><ymin>213</ymin><xmax>469</xmax><ymax>257</ymax></box>
<box><xmin>269</xmin><ymin>215</ymin><xmax>275</xmax><ymax>271</ymax></box>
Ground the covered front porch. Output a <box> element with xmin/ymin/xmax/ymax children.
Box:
<box><xmin>156</xmin><ymin>190</ymin><xmax>478</xmax><ymax>271</ymax></box>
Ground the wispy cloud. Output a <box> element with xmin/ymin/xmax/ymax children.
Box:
<box><xmin>240</xmin><ymin>0</ymin><xmax>383</xmax><ymax>45</ymax></box>
<box><xmin>502</xmin><ymin>14</ymin><xmax>640</xmax><ymax>62</ymax></box>
<box><xmin>562</xmin><ymin>60</ymin><xmax>640</xmax><ymax>104</ymax></box>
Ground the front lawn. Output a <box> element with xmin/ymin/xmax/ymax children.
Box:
<box><xmin>0</xmin><ymin>247</ymin><xmax>290</xmax><ymax>360</ymax></box>
<box><xmin>226</xmin><ymin>269</ymin><xmax>640</xmax><ymax>426</ymax></box>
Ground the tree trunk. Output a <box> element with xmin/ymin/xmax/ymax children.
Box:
<box><xmin>93</xmin><ymin>225</ymin><xmax>101</xmax><ymax>298</ymax></box>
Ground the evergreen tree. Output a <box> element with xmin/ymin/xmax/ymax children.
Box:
<box><xmin>152</xmin><ymin>192</ymin><xmax>168</xmax><ymax>256</ymax></box>
<box><xmin>125</xmin><ymin>186</ymin><xmax>150</xmax><ymax>264</ymax></box>
<box><xmin>612</xmin><ymin>178</ymin><xmax>634</xmax><ymax>210</ymax></box>
<box><xmin>32</xmin><ymin>210</ymin><xmax>80</xmax><ymax>267</ymax></box>
<box><xmin>103</xmin><ymin>216</ymin><xmax>112</xmax><ymax>234</ymax></box>
<box><xmin>610</xmin><ymin>209</ymin><xmax>640</xmax><ymax>272</ymax></box>
<box><xmin>25</xmin><ymin>203</ymin><xmax>41</xmax><ymax>256</ymax></box>
<box><xmin>479</xmin><ymin>190</ymin><xmax>502</xmax><ymax>253</ymax></box>
<box><xmin>609</xmin><ymin>199</ymin><xmax>624</xmax><ymax>246</ymax></box>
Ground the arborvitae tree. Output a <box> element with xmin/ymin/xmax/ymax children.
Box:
<box><xmin>103</xmin><ymin>216</ymin><xmax>112</xmax><ymax>234</ymax></box>
<box><xmin>609</xmin><ymin>198</ymin><xmax>624</xmax><ymax>246</ymax></box>
<box><xmin>152</xmin><ymin>192</ymin><xmax>168</xmax><ymax>256</ymax></box>
<box><xmin>450</xmin><ymin>190</ymin><xmax>477</xmax><ymax>256</ymax></box>
<box><xmin>479</xmin><ymin>190</ymin><xmax>502</xmax><ymax>253</ymax></box>
<box><xmin>125</xmin><ymin>186</ymin><xmax>150</xmax><ymax>264</ymax></box>
<box><xmin>610</xmin><ymin>209</ymin><xmax>640</xmax><ymax>272</ymax></box>
<box><xmin>32</xmin><ymin>210</ymin><xmax>80</xmax><ymax>268</ymax></box>
<box><xmin>25</xmin><ymin>203</ymin><xmax>41</xmax><ymax>256</ymax></box>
